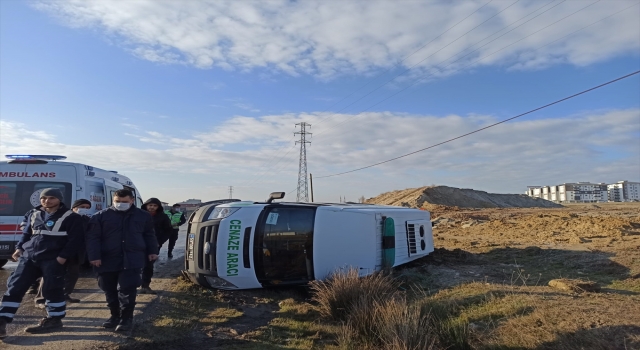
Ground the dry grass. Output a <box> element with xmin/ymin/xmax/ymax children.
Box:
<box><xmin>309</xmin><ymin>268</ymin><xmax>400</xmax><ymax>321</ymax></box>
<box><xmin>312</xmin><ymin>268</ymin><xmax>453</xmax><ymax>349</ymax></box>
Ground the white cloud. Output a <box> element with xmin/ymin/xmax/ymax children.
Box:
<box><xmin>204</xmin><ymin>81</ymin><xmax>226</xmax><ymax>90</ymax></box>
<box><xmin>234</xmin><ymin>103</ymin><xmax>260</xmax><ymax>113</ymax></box>
<box><xmin>3</xmin><ymin>108</ymin><xmax>637</xmax><ymax>202</ymax></box>
<box><xmin>121</xmin><ymin>123</ymin><xmax>140</xmax><ymax>130</ymax></box>
<box><xmin>33</xmin><ymin>0</ymin><xmax>640</xmax><ymax>79</ymax></box>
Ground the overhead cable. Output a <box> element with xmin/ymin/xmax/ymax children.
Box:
<box><xmin>315</xmin><ymin>0</ymin><xmax>610</xmax><ymax>141</ymax></box>
<box><xmin>315</xmin><ymin>70</ymin><xmax>640</xmax><ymax>179</ymax></box>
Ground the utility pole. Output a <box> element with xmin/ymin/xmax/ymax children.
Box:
<box><xmin>310</xmin><ymin>173</ymin><xmax>314</xmax><ymax>202</ymax></box>
<box><xmin>295</xmin><ymin>122</ymin><xmax>311</xmax><ymax>202</ymax></box>
<box><xmin>228</xmin><ymin>186</ymin><xmax>233</xmax><ymax>199</ymax></box>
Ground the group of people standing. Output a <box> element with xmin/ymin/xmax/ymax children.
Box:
<box><xmin>0</xmin><ymin>188</ymin><xmax>186</xmax><ymax>338</ymax></box>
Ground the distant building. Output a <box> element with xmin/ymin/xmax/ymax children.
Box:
<box><xmin>175</xmin><ymin>198</ymin><xmax>202</xmax><ymax>211</ymax></box>
<box><xmin>526</xmin><ymin>182</ymin><xmax>608</xmax><ymax>203</ymax></box>
<box><xmin>607</xmin><ymin>181</ymin><xmax>640</xmax><ymax>202</ymax></box>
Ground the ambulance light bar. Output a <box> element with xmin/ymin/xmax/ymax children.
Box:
<box><xmin>5</xmin><ymin>155</ymin><xmax>67</xmax><ymax>161</ymax></box>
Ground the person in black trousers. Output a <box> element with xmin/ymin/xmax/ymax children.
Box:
<box><xmin>139</xmin><ymin>198</ymin><xmax>173</xmax><ymax>294</ymax></box>
<box><xmin>86</xmin><ymin>189</ymin><xmax>158</xmax><ymax>332</ymax></box>
<box><xmin>0</xmin><ymin>188</ymin><xmax>84</xmax><ymax>338</ymax></box>
<box><xmin>34</xmin><ymin>198</ymin><xmax>92</xmax><ymax>307</ymax></box>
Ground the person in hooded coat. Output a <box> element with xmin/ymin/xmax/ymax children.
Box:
<box><xmin>139</xmin><ymin>198</ymin><xmax>173</xmax><ymax>294</ymax></box>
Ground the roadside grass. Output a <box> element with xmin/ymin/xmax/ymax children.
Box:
<box><xmin>118</xmin><ymin>276</ymin><xmax>341</xmax><ymax>350</ymax></box>
<box><xmin>119</xmin><ymin>245</ymin><xmax>639</xmax><ymax>350</ymax></box>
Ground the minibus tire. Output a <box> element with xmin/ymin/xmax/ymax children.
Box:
<box><xmin>0</xmin><ymin>259</ymin><xmax>7</xmax><ymax>269</ymax></box>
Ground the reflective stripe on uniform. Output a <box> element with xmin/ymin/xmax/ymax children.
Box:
<box><xmin>52</xmin><ymin>211</ymin><xmax>73</xmax><ymax>231</ymax></box>
<box><xmin>47</xmin><ymin>311</ymin><xmax>66</xmax><ymax>317</ymax></box>
<box><xmin>45</xmin><ymin>301</ymin><xmax>66</xmax><ymax>308</ymax></box>
<box><xmin>0</xmin><ymin>313</ymin><xmax>14</xmax><ymax>318</ymax></box>
<box><xmin>0</xmin><ymin>302</ymin><xmax>20</xmax><ymax>308</ymax></box>
<box><xmin>32</xmin><ymin>229</ymin><xmax>68</xmax><ymax>236</ymax></box>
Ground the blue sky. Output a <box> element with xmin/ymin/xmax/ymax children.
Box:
<box><xmin>1</xmin><ymin>0</ymin><xmax>639</xmax><ymax>203</ymax></box>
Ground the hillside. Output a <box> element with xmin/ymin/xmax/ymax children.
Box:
<box><xmin>366</xmin><ymin>185</ymin><xmax>563</xmax><ymax>209</ymax></box>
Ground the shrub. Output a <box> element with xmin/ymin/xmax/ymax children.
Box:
<box><xmin>311</xmin><ymin>268</ymin><xmax>445</xmax><ymax>349</ymax></box>
<box><xmin>310</xmin><ymin>268</ymin><xmax>400</xmax><ymax>321</ymax></box>
<box><xmin>375</xmin><ymin>297</ymin><xmax>440</xmax><ymax>350</ymax></box>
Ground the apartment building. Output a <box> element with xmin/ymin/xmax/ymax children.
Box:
<box><xmin>607</xmin><ymin>181</ymin><xmax>640</xmax><ymax>202</ymax></box>
<box><xmin>526</xmin><ymin>182</ymin><xmax>608</xmax><ymax>203</ymax></box>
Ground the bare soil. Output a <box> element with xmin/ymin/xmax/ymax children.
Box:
<box><xmin>366</xmin><ymin>185</ymin><xmax>562</xmax><ymax>208</ymax></box>
<box><xmin>396</xmin><ymin>202</ymin><xmax>640</xmax><ymax>349</ymax></box>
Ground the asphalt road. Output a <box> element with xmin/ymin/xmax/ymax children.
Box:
<box><xmin>0</xmin><ymin>227</ymin><xmax>186</xmax><ymax>348</ymax></box>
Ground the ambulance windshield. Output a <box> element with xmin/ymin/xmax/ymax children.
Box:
<box><xmin>254</xmin><ymin>206</ymin><xmax>315</xmax><ymax>285</ymax></box>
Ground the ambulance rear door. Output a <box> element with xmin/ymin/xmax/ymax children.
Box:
<box><xmin>0</xmin><ymin>163</ymin><xmax>77</xmax><ymax>259</ymax></box>
<box><xmin>0</xmin><ymin>162</ymin><xmax>26</xmax><ymax>258</ymax></box>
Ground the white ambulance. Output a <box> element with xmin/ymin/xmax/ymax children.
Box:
<box><xmin>0</xmin><ymin>155</ymin><xmax>143</xmax><ymax>268</ymax></box>
<box><xmin>183</xmin><ymin>192</ymin><xmax>434</xmax><ymax>290</ymax></box>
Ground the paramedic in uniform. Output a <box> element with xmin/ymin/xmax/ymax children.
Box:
<box><xmin>87</xmin><ymin>189</ymin><xmax>158</xmax><ymax>332</ymax></box>
<box><xmin>33</xmin><ymin>198</ymin><xmax>92</xmax><ymax>307</ymax></box>
<box><xmin>0</xmin><ymin>188</ymin><xmax>85</xmax><ymax>338</ymax></box>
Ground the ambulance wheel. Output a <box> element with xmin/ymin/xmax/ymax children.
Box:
<box><xmin>0</xmin><ymin>259</ymin><xmax>7</xmax><ymax>269</ymax></box>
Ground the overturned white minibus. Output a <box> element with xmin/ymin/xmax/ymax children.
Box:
<box><xmin>183</xmin><ymin>192</ymin><xmax>434</xmax><ymax>290</ymax></box>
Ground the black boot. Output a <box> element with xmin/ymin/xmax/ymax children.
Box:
<box><xmin>24</xmin><ymin>317</ymin><xmax>63</xmax><ymax>333</ymax></box>
<box><xmin>103</xmin><ymin>308</ymin><xmax>120</xmax><ymax>328</ymax></box>
<box><xmin>0</xmin><ymin>318</ymin><xmax>7</xmax><ymax>339</ymax></box>
<box><xmin>115</xmin><ymin>318</ymin><xmax>132</xmax><ymax>332</ymax></box>
<box><xmin>102</xmin><ymin>316</ymin><xmax>120</xmax><ymax>328</ymax></box>
<box><xmin>167</xmin><ymin>250</ymin><xmax>173</xmax><ymax>258</ymax></box>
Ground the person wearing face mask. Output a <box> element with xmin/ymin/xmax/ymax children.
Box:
<box><xmin>86</xmin><ymin>189</ymin><xmax>158</xmax><ymax>332</ymax></box>
<box><xmin>139</xmin><ymin>198</ymin><xmax>173</xmax><ymax>294</ymax></box>
<box><xmin>34</xmin><ymin>199</ymin><xmax>92</xmax><ymax>308</ymax></box>
<box><xmin>164</xmin><ymin>204</ymin><xmax>186</xmax><ymax>258</ymax></box>
<box><xmin>0</xmin><ymin>188</ymin><xmax>85</xmax><ymax>338</ymax></box>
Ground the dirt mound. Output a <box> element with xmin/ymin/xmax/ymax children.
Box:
<box><xmin>367</xmin><ymin>186</ymin><xmax>562</xmax><ymax>209</ymax></box>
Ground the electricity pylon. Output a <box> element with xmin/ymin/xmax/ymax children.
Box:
<box><xmin>295</xmin><ymin>122</ymin><xmax>311</xmax><ymax>202</ymax></box>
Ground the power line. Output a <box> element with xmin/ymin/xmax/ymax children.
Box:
<box><xmin>312</xmin><ymin>0</ymin><xmax>523</xmax><ymax>132</ymax></box>
<box><xmin>315</xmin><ymin>70</ymin><xmax>640</xmax><ymax>179</ymax></box>
<box><xmin>315</xmin><ymin>0</ymin><xmax>606</xmax><ymax>141</ymax></box>
<box><xmin>251</xmin><ymin>0</ymin><xmax>554</xmax><ymax>189</ymax></box>
<box><xmin>241</xmin><ymin>1</ymin><xmax>495</xmax><ymax>187</ymax></box>
<box><xmin>241</xmin><ymin>143</ymin><xmax>298</xmax><ymax>188</ymax></box>
<box><xmin>313</xmin><ymin>0</ymin><xmax>496</xmax><ymax>128</ymax></box>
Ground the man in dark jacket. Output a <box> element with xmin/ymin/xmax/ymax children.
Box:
<box><xmin>0</xmin><ymin>188</ymin><xmax>85</xmax><ymax>338</ymax></box>
<box><xmin>86</xmin><ymin>189</ymin><xmax>158</xmax><ymax>332</ymax></box>
<box><xmin>139</xmin><ymin>198</ymin><xmax>173</xmax><ymax>294</ymax></box>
